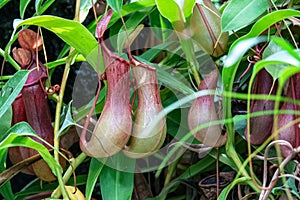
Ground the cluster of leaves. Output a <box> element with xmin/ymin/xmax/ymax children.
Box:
<box><xmin>1</xmin><ymin>0</ymin><xmax>300</xmax><ymax>199</ymax></box>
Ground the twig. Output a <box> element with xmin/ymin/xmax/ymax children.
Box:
<box><xmin>259</xmin><ymin>140</ymin><xmax>296</xmax><ymax>200</ymax></box>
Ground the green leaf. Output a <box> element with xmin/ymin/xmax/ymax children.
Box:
<box><xmin>116</xmin><ymin>8</ymin><xmax>153</xmax><ymax>53</ymax></box>
<box><xmin>119</xmin><ymin>0</ymin><xmax>155</xmax><ymax>17</ymax></box>
<box><xmin>179</xmin><ymin>155</ymin><xmax>215</xmax><ymax>179</ymax></box>
<box><xmin>270</xmin><ymin>37</ymin><xmax>300</xmax><ymax>61</ymax></box>
<box><xmin>262</xmin><ymin>40</ymin><xmax>286</xmax><ymax>80</ymax></box>
<box><xmin>1</xmin><ymin>122</ymin><xmax>63</xmax><ymax>176</ymax></box>
<box><xmin>155</xmin><ymin>0</ymin><xmax>184</xmax><ymax>25</ymax></box>
<box><xmin>55</xmin><ymin>0</ymin><xmax>157</xmax><ymax>58</ymax></box>
<box><xmin>149</xmin><ymin>8</ymin><xmax>173</xmax><ymax>41</ymax></box>
<box><xmin>219</xmin><ymin>177</ymin><xmax>251</xmax><ymax>199</ymax></box>
<box><xmin>0</xmin><ymin>0</ymin><xmax>10</xmax><ymax>9</ymax></box>
<box><xmin>35</xmin><ymin>0</ymin><xmax>43</xmax><ymax>13</ymax></box>
<box><xmin>254</xmin><ymin>49</ymin><xmax>300</xmax><ymax>85</ymax></box>
<box><xmin>265</xmin><ymin>49</ymin><xmax>300</xmax><ymax>66</ymax></box>
<box><xmin>100</xmin><ymin>153</ymin><xmax>135</xmax><ymax>200</ymax></box>
<box><xmin>86</xmin><ymin>158</ymin><xmax>105</xmax><ymax>200</ymax></box>
<box><xmin>135</xmin><ymin>57</ymin><xmax>194</xmax><ymax>95</ymax></box>
<box><xmin>222</xmin><ymin>9</ymin><xmax>300</xmax><ymax>127</ymax></box>
<box><xmin>262</xmin><ymin>48</ymin><xmax>300</xmax><ymax>80</ymax></box>
<box><xmin>79</xmin><ymin>0</ymin><xmax>93</xmax><ymax>23</ymax></box>
<box><xmin>224</xmin><ymin>37</ymin><xmax>267</xmax><ymax>68</ymax></box>
<box><xmin>277</xmin><ymin>67</ymin><xmax>300</xmax><ymax>87</ymax></box>
<box><xmin>272</xmin><ymin>178</ymin><xmax>300</xmax><ymax>199</ymax></box>
<box><xmin>151</xmin><ymin>155</ymin><xmax>215</xmax><ymax>199</ymax></box>
<box><xmin>157</xmin><ymin>67</ymin><xmax>193</xmax><ymax>95</ymax></box>
<box><xmin>262</xmin><ymin>40</ymin><xmax>285</xmax><ymax>59</ymax></box>
<box><xmin>222</xmin><ymin>9</ymin><xmax>300</xmax><ymax>102</ymax></box>
<box><xmin>0</xmin><ymin>152</ymin><xmax>14</xmax><ymax>200</ymax></box>
<box><xmin>221</xmin><ymin>0</ymin><xmax>269</xmax><ymax>32</ymax></box>
<box><xmin>20</xmin><ymin>0</ymin><xmax>32</xmax><ymax>19</ymax></box>
<box><xmin>57</xmin><ymin>101</ymin><xmax>76</xmax><ymax>137</ymax></box>
<box><xmin>35</xmin><ymin>0</ymin><xmax>54</xmax><ymax>15</ymax></box>
<box><xmin>233</xmin><ymin>115</ymin><xmax>247</xmax><ymax>137</ymax></box>
<box><xmin>181</xmin><ymin>0</ymin><xmax>196</xmax><ymax>19</ymax></box>
<box><xmin>222</xmin><ymin>36</ymin><xmax>266</xmax><ymax>96</ymax></box>
<box><xmin>231</xmin><ymin>9</ymin><xmax>300</xmax><ymax>49</ymax></box>
<box><xmin>0</xmin><ymin>70</ymin><xmax>29</xmax><ymax>119</ymax></box>
<box><xmin>139</xmin><ymin>41</ymin><xmax>175</xmax><ymax>61</ymax></box>
<box><xmin>0</xmin><ymin>106</ymin><xmax>12</xmax><ymax>134</ymax></box>
<box><xmin>155</xmin><ymin>0</ymin><xmax>195</xmax><ymax>23</ymax></box>
<box><xmin>107</xmin><ymin>0</ymin><xmax>123</xmax><ymax>13</ymax></box>
<box><xmin>15</xmin><ymin>16</ymin><xmax>98</xmax><ymax>69</ymax></box>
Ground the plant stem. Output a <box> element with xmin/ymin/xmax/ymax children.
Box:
<box><xmin>45</xmin><ymin>55</ymin><xmax>85</xmax><ymax>69</ymax></box>
<box><xmin>51</xmin><ymin>0</ymin><xmax>81</xmax><ymax>198</ymax></box>
<box><xmin>224</xmin><ymin>80</ymin><xmax>260</xmax><ymax>193</ymax></box>
<box><xmin>52</xmin><ymin>153</ymin><xmax>87</xmax><ymax>198</ymax></box>
<box><xmin>0</xmin><ymin>75</ymin><xmax>12</xmax><ymax>80</ymax></box>
<box><xmin>63</xmin><ymin>153</ymin><xmax>87</xmax><ymax>184</ymax></box>
<box><xmin>51</xmin><ymin>50</ymin><xmax>74</xmax><ymax>200</ymax></box>
<box><xmin>178</xmin><ymin>36</ymin><xmax>201</xmax><ymax>86</ymax></box>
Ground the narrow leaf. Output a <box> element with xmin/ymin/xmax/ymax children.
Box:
<box><xmin>135</xmin><ymin>57</ymin><xmax>194</xmax><ymax>95</ymax></box>
<box><xmin>100</xmin><ymin>153</ymin><xmax>135</xmax><ymax>200</ymax></box>
<box><xmin>35</xmin><ymin>0</ymin><xmax>43</xmax><ymax>13</ymax></box>
<box><xmin>271</xmin><ymin>37</ymin><xmax>300</xmax><ymax>61</ymax></box>
<box><xmin>262</xmin><ymin>39</ymin><xmax>285</xmax><ymax>59</ymax></box>
<box><xmin>55</xmin><ymin>0</ymin><xmax>157</xmax><ymax>58</ymax></box>
<box><xmin>0</xmin><ymin>70</ymin><xmax>29</xmax><ymax>119</ymax></box>
<box><xmin>254</xmin><ymin>50</ymin><xmax>300</xmax><ymax>83</ymax></box>
<box><xmin>219</xmin><ymin>177</ymin><xmax>251</xmax><ymax>199</ymax></box>
<box><xmin>181</xmin><ymin>0</ymin><xmax>196</xmax><ymax>18</ymax></box>
<box><xmin>221</xmin><ymin>0</ymin><xmax>269</xmax><ymax>32</ymax></box>
<box><xmin>35</xmin><ymin>0</ymin><xmax>54</xmax><ymax>15</ymax></box>
<box><xmin>0</xmin><ymin>152</ymin><xmax>14</xmax><ymax>200</ymax></box>
<box><xmin>151</xmin><ymin>156</ymin><xmax>215</xmax><ymax>199</ymax></box>
<box><xmin>155</xmin><ymin>0</ymin><xmax>184</xmax><ymax>25</ymax></box>
<box><xmin>191</xmin><ymin>1</ymin><xmax>228</xmax><ymax>57</ymax></box>
<box><xmin>224</xmin><ymin>37</ymin><xmax>267</xmax><ymax>67</ymax></box>
<box><xmin>262</xmin><ymin>40</ymin><xmax>298</xmax><ymax>80</ymax></box>
<box><xmin>1</xmin><ymin>122</ymin><xmax>62</xmax><ymax>176</ymax></box>
<box><xmin>272</xmin><ymin>178</ymin><xmax>300</xmax><ymax>199</ymax></box>
<box><xmin>79</xmin><ymin>0</ymin><xmax>93</xmax><ymax>23</ymax></box>
<box><xmin>0</xmin><ymin>0</ymin><xmax>10</xmax><ymax>9</ymax></box>
<box><xmin>149</xmin><ymin>8</ymin><xmax>173</xmax><ymax>41</ymax></box>
<box><xmin>20</xmin><ymin>0</ymin><xmax>32</xmax><ymax>19</ymax></box>
<box><xmin>119</xmin><ymin>0</ymin><xmax>156</xmax><ymax>17</ymax></box>
<box><xmin>0</xmin><ymin>106</ymin><xmax>12</xmax><ymax>134</ymax></box>
<box><xmin>100</xmin><ymin>166</ymin><xmax>134</xmax><ymax>200</ymax></box>
<box><xmin>230</xmin><ymin>9</ymin><xmax>300</xmax><ymax>50</ymax></box>
<box><xmin>86</xmin><ymin>158</ymin><xmax>105</xmax><ymax>200</ymax></box>
<box><xmin>57</xmin><ymin>101</ymin><xmax>76</xmax><ymax>137</ymax></box>
<box><xmin>107</xmin><ymin>0</ymin><xmax>123</xmax><ymax>13</ymax></box>
<box><xmin>222</xmin><ymin>9</ymin><xmax>300</xmax><ymax>97</ymax></box>
<box><xmin>117</xmin><ymin>10</ymin><xmax>152</xmax><ymax>53</ymax></box>
<box><xmin>139</xmin><ymin>41</ymin><xmax>174</xmax><ymax>61</ymax></box>
<box><xmin>264</xmin><ymin>49</ymin><xmax>300</xmax><ymax>67</ymax></box>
